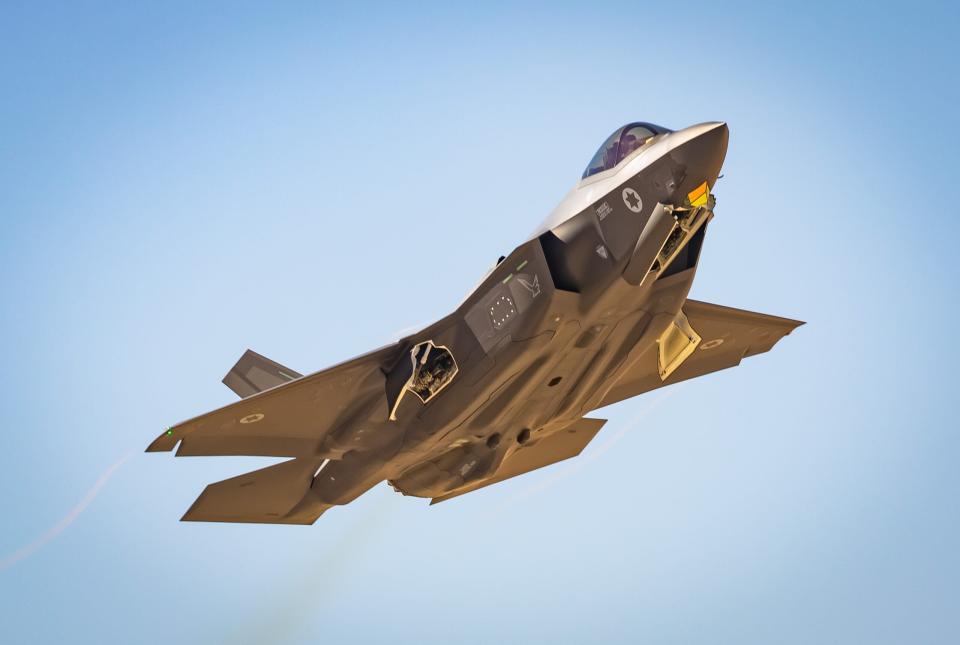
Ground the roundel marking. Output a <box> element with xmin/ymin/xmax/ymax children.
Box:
<box><xmin>622</xmin><ymin>187</ymin><xmax>643</xmax><ymax>213</ymax></box>
<box><xmin>699</xmin><ymin>338</ymin><xmax>725</xmax><ymax>350</ymax></box>
<box><xmin>240</xmin><ymin>413</ymin><xmax>265</xmax><ymax>424</ymax></box>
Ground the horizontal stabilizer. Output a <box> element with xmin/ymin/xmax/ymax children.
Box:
<box><xmin>223</xmin><ymin>349</ymin><xmax>302</xmax><ymax>398</ymax></box>
<box><xmin>431</xmin><ymin>417</ymin><xmax>606</xmax><ymax>504</ymax></box>
<box><xmin>181</xmin><ymin>457</ymin><xmax>327</xmax><ymax>524</ymax></box>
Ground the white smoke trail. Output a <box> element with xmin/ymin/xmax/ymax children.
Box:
<box><xmin>0</xmin><ymin>453</ymin><xmax>132</xmax><ymax>572</ymax></box>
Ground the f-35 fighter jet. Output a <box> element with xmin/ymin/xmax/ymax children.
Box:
<box><xmin>147</xmin><ymin>121</ymin><xmax>803</xmax><ymax>524</ymax></box>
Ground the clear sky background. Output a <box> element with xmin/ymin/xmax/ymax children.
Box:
<box><xmin>1</xmin><ymin>1</ymin><xmax>958</xmax><ymax>643</ymax></box>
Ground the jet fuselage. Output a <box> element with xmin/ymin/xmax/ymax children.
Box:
<box><xmin>286</xmin><ymin>122</ymin><xmax>731</xmax><ymax>520</ymax></box>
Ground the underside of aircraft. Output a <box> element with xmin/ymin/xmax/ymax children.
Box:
<box><xmin>147</xmin><ymin>120</ymin><xmax>803</xmax><ymax>524</ymax></box>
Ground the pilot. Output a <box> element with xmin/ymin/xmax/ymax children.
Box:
<box><xmin>583</xmin><ymin>122</ymin><xmax>669</xmax><ymax>178</ymax></box>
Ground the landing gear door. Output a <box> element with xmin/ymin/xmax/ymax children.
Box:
<box><xmin>657</xmin><ymin>311</ymin><xmax>701</xmax><ymax>381</ymax></box>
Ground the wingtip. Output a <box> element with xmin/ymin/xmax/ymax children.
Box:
<box><xmin>146</xmin><ymin>430</ymin><xmax>178</xmax><ymax>452</ymax></box>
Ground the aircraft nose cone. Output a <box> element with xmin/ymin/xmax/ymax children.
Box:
<box><xmin>670</xmin><ymin>121</ymin><xmax>729</xmax><ymax>194</ymax></box>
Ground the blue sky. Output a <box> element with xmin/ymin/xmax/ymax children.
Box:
<box><xmin>1</xmin><ymin>2</ymin><xmax>958</xmax><ymax>643</ymax></box>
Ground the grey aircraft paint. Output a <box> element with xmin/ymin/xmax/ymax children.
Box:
<box><xmin>147</xmin><ymin>121</ymin><xmax>803</xmax><ymax>524</ymax></box>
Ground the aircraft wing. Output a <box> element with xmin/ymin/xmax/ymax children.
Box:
<box><xmin>430</xmin><ymin>418</ymin><xmax>606</xmax><ymax>504</ymax></box>
<box><xmin>596</xmin><ymin>299</ymin><xmax>803</xmax><ymax>409</ymax></box>
<box><xmin>146</xmin><ymin>343</ymin><xmax>402</xmax><ymax>458</ymax></box>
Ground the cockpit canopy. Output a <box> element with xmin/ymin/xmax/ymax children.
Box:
<box><xmin>582</xmin><ymin>122</ymin><xmax>672</xmax><ymax>179</ymax></box>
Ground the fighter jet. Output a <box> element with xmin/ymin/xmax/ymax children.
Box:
<box><xmin>147</xmin><ymin>121</ymin><xmax>803</xmax><ymax>524</ymax></box>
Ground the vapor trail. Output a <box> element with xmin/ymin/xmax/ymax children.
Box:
<box><xmin>0</xmin><ymin>453</ymin><xmax>131</xmax><ymax>572</ymax></box>
<box><xmin>388</xmin><ymin>320</ymin><xmax>430</xmax><ymax>342</ymax></box>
